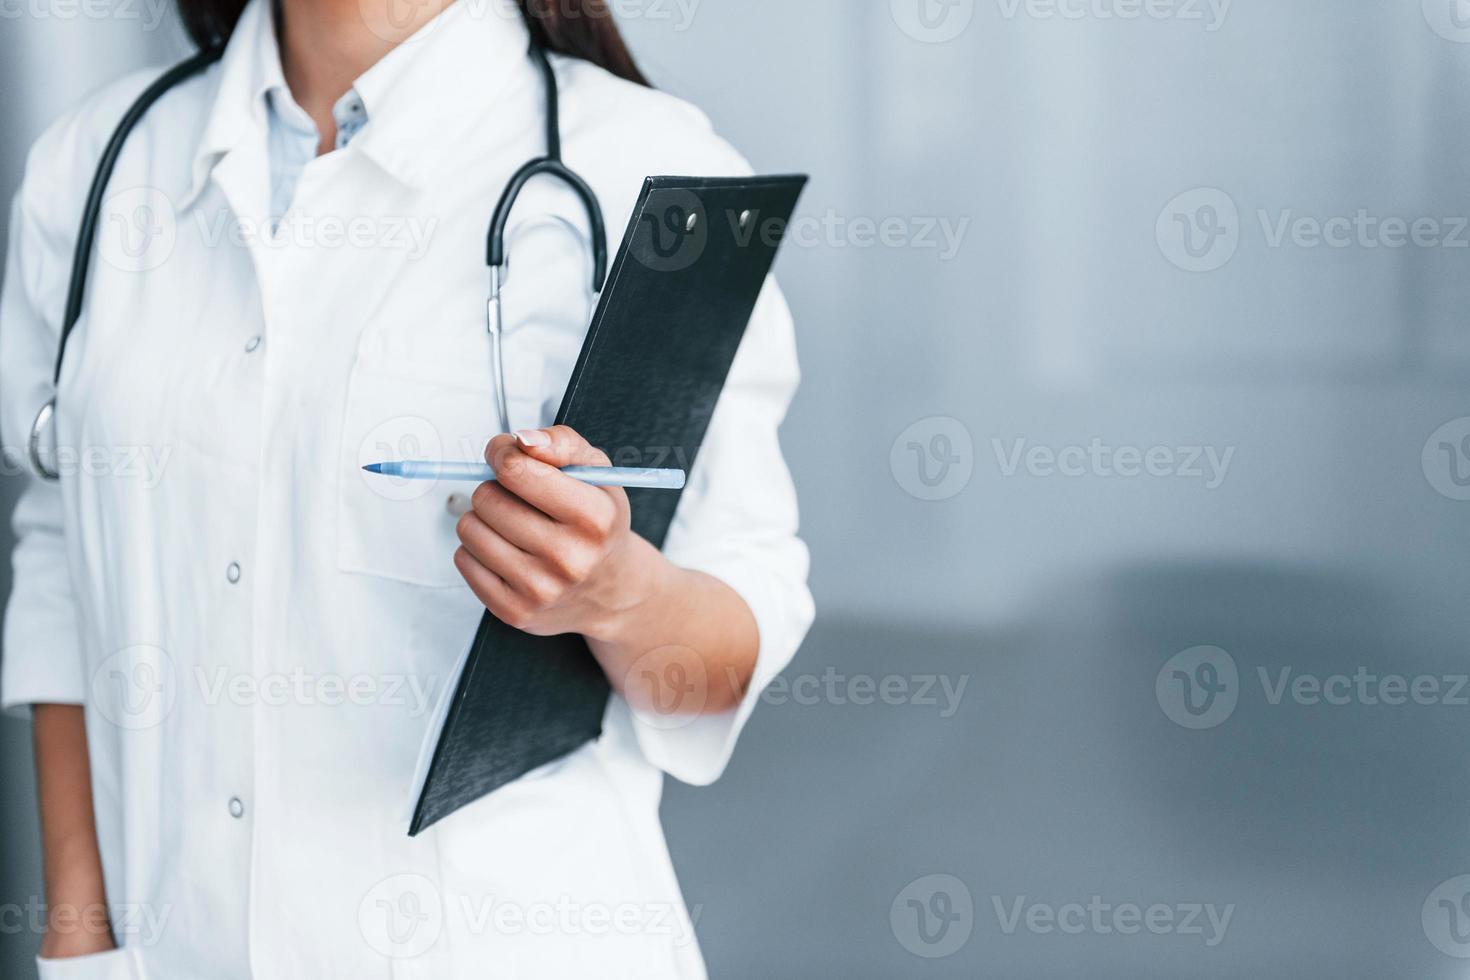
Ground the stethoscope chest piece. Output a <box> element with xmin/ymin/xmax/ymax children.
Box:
<box><xmin>28</xmin><ymin>397</ymin><xmax>60</xmax><ymax>481</ymax></box>
<box><xmin>27</xmin><ymin>44</ymin><xmax>225</xmax><ymax>483</ymax></box>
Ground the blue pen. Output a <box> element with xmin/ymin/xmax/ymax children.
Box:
<box><xmin>363</xmin><ymin>461</ymin><xmax>686</xmax><ymax>491</ymax></box>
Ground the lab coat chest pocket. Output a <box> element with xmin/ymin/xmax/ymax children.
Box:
<box><xmin>336</xmin><ymin>351</ymin><xmax>547</xmax><ymax>588</ymax></box>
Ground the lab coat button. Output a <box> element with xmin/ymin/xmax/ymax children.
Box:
<box><xmin>228</xmin><ymin>797</ymin><xmax>245</xmax><ymax>818</ymax></box>
<box><xmin>244</xmin><ymin>335</ymin><xmax>262</xmax><ymax>353</ymax></box>
<box><xmin>226</xmin><ymin>561</ymin><xmax>242</xmax><ymax>584</ymax></box>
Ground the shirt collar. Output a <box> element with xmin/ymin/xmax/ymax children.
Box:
<box><xmin>182</xmin><ymin>0</ymin><xmax>531</xmax><ymax>209</ymax></box>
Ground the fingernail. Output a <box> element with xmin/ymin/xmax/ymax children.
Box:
<box><xmin>514</xmin><ymin>429</ymin><xmax>551</xmax><ymax>448</ymax></box>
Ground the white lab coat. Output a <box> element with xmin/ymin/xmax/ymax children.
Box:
<box><xmin>0</xmin><ymin>1</ymin><xmax>812</xmax><ymax>976</ymax></box>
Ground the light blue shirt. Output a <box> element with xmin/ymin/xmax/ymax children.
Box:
<box><xmin>263</xmin><ymin>84</ymin><xmax>369</xmax><ymax>229</ymax></box>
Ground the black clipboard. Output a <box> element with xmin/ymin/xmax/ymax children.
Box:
<box><xmin>410</xmin><ymin>174</ymin><xmax>809</xmax><ymax>835</ymax></box>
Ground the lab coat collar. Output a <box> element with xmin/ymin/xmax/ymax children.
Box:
<box><xmin>349</xmin><ymin>0</ymin><xmax>532</xmax><ymax>187</ymax></box>
<box><xmin>182</xmin><ymin>0</ymin><xmax>531</xmax><ymax>210</ymax></box>
<box><xmin>180</xmin><ymin>0</ymin><xmax>272</xmax><ymax>212</ymax></box>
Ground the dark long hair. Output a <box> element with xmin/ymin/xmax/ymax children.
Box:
<box><xmin>177</xmin><ymin>0</ymin><xmax>648</xmax><ymax>85</ymax></box>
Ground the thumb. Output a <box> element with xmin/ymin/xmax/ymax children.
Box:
<box><xmin>513</xmin><ymin>426</ymin><xmax>612</xmax><ymax>469</ymax></box>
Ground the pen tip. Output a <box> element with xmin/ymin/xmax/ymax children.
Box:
<box><xmin>362</xmin><ymin>463</ymin><xmax>385</xmax><ymax>474</ymax></box>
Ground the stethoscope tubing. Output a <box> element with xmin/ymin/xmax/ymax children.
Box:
<box><xmin>28</xmin><ymin>45</ymin><xmax>224</xmax><ymax>481</ymax></box>
<box><xmin>31</xmin><ymin>40</ymin><xmax>604</xmax><ymax>481</ymax></box>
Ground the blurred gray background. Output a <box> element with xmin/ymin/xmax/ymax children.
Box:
<box><xmin>5</xmin><ymin>0</ymin><xmax>1470</xmax><ymax>976</ymax></box>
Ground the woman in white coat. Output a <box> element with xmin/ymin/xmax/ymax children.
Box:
<box><xmin>0</xmin><ymin>0</ymin><xmax>812</xmax><ymax>975</ymax></box>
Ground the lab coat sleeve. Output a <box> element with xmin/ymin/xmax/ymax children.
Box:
<box><xmin>35</xmin><ymin>947</ymin><xmax>143</xmax><ymax>980</ymax></box>
<box><xmin>0</xmin><ymin>179</ymin><xmax>88</xmax><ymax>715</ymax></box>
<box><xmin>629</xmin><ymin>276</ymin><xmax>814</xmax><ymax>785</ymax></box>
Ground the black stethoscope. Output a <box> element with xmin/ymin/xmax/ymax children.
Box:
<box><xmin>28</xmin><ymin>42</ymin><xmax>607</xmax><ymax>480</ymax></box>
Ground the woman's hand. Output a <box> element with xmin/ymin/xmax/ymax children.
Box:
<box><xmin>454</xmin><ymin>426</ymin><xmax>760</xmax><ymax>716</ymax></box>
<box><xmin>454</xmin><ymin>426</ymin><xmax>659</xmax><ymax>641</ymax></box>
